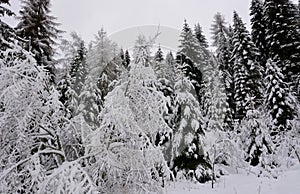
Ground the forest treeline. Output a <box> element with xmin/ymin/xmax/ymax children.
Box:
<box><xmin>0</xmin><ymin>0</ymin><xmax>299</xmax><ymax>193</ymax></box>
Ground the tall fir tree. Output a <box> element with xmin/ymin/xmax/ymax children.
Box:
<box><xmin>194</xmin><ymin>23</ymin><xmax>209</xmax><ymax>48</ymax></box>
<box><xmin>178</xmin><ymin>20</ymin><xmax>207</xmax><ymax>72</ymax></box>
<box><xmin>57</xmin><ymin>33</ymin><xmax>87</xmax><ymax>118</ymax></box>
<box><xmin>210</xmin><ymin>12</ymin><xmax>230</xmax><ymax>47</ymax></box>
<box><xmin>238</xmin><ymin>97</ymin><xmax>275</xmax><ymax>167</ymax></box>
<box><xmin>263</xmin><ymin>0</ymin><xmax>300</xmax><ymax>83</ymax></box>
<box><xmin>125</xmin><ymin>49</ymin><xmax>131</xmax><ymax>67</ymax></box>
<box><xmin>211</xmin><ymin>12</ymin><xmax>234</xmax><ymax>129</ymax></box>
<box><xmin>231</xmin><ymin>11</ymin><xmax>262</xmax><ymax>120</ymax></box>
<box><xmin>16</xmin><ymin>0</ymin><xmax>62</xmax><ymax>83</ymax></box>
<box><xmin>264</xmin><ymin>58</ymin><xmax>296</xmax><ymax>142</ymax></box>
<box><xmin>155</xmin><ymin>45</ymin><xmax>164</xmax><ymax>62</ymax></box>
<box><xmin>87</xmin><ymin>28</ymin><xmax>121</xmax><ymax>102</ymax></box>
<box><xmin>205</xmin><ymin>59</ymin><xmax>230</xmax><ymax>132</ymax></box>
<box><xmin>70</xmin><ymin>39</ymin><xmax>87</xmax><ymax>96</ymax></box>
<box><xmin>177</xmin><ymin>20</ymin><xmax>204</xmax><ymax>104</ymax></box>
<box><xmin>170</xmin><ymin>71</ymin><xmax>209</xmax><ymax>183</ymax></box>
<box><xmin>250</xmin><ymin>0</ymin><xmax>268</xmax><ymax>67</ymax></box>
<box><xmin>0</xmin><ymin>0</ymin><xmax>15</xmax><ymax>54</ymax></box>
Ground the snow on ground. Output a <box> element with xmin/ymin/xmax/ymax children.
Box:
<box><xmin>166</xmin><ymin>165</ymin><xmax>300</xmax><ymax>194</ymax></box>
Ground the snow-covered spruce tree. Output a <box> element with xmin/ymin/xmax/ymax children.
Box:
<box><xmin>153</xmin><ymin>50</ymin><xmax>178</xmax><ymax>150</ymax></box>
<box><xmin>210</xmin><ymin>12</ymin><xmax>230</xmax><ymax>47</ymax></box>
<box><xmin>178</xmin><ymin>20</ymin><xmax>208</xmax><ymax>74</ymax></box>
<box><xmin>194</xmin><ymin>23</ymin><xmax>209</xmax><ymax>49</ymax></box>
<box><xmin>237</xmin><ymin>96</ymin><xmax>275</xmax><ymax>171</ymax></box>
<box><xmin>70</xmin><ymin>37</ymin><xmax>87</xmax><ymax>95</ymax></box>
<box><xmin>193</xmin><ymin>22</ymin><xmax>212</xmax><ymax>85</ymax></box>
<box><xmin>210</xmin><ymin>12</ymin><xmax>234</xmax><ymax>130</ymax></box>
<box><xmin>57</xmin><ymin>33</ymin><xmax>88</xmax><ymax>117</ymax></box>
<box><xmin>202</xmin><ymin>59</ymin><xmax>237</xmax><ymax>186</ymax></box>
<box><xmin>87</xmin><ymin>28</ymin><xmax>121</xmax><ymax>102</ymax></box>
<box><xmin>264</xmin><ymin>58</ymin><xmax>297</xmax><ymax>146</ymax></box>
<box><xmin>57</xmin><ymin>73</ymin><xmax>73</xmax><ymax>116</ymax></box>
<box><xmin>16</xmin><ymin>0</ymin><xmax>62</xmax><ymax>83</ymax></box>
<box><xmin>125</xmin><ymin>49</ymin><xmax>131</xmax><ymax>67</ymax></box>
<box><xmin>250</xmin><ymin>0</ymin><xmax>268</xmax><ymax>67</ymax></box>
<box><xmin>205</xmin><ymin>58</ymin><xmax>231</xmax><ymax>132</ymax></box>
<box><xmin>0</xmin><ymin>0</ymin><xmax>15</xmax><ymax>54</ymax></box>
<box><xmin>263</xmin><ymin>0</ymin><xmax>300</xmax><ymax>84</ymax></box>
<box><xmin>164</xmin><ymin>51</ymin><xmax>178</xmax><ymax>84</ymax></box>
<box><xmin>231</xmin><ymin>11</ymin><xmax>262</xmax><ymax>120</ymax></box>
<box><xmin>77</xmin><ymin>74</ymin><xmax>101</xmax><ymax>128</ymax></box>
<box><xmin>153</xmin><ymin>50</ymin><xmax>176</xmax><ymax>145</ymax></box>
<box><xmin>86</xmin><ymin>35</ymin><xmax>172</xmax><ymax>193</ymax></box>
<box><xmin>168</xmin><ymin>70</ymin><xmax>209</xmax><ymax>183</ymax></box>
<box><xmin>153</xmin><ymin>45</ymin><xmax>166</xmax><ymax>78</ymax></box>
<box><xmin>56</xmin><ymin>35</ymin><xmax>91</xmax><ymax>162</ymax></box>
<box><xmin>280</xmin><ymin>105</ymin><xmax>300</xmax><ymax>165</ymax></box>
<box><xmin>177</xmin><ymin>20</ymin><xmax>204</xmax><ymax>105</ymax></box>
<box><xmin>155</xmin><ymin>45</ymin><xmax>164</xmax><ymax>62</ymax></box>
<box><xmin>153</xmin><ymin>46</ymin><xmax>177</xmax><ymax>86</ymax></box>
<box><xmin>120</xmin><ymin>48</ymin><xmax>131</xmax><ymax>69</ymax></box>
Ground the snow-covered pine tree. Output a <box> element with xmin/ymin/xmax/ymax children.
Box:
<box><xmin>155</xmin><ymin>45</ymin><xmax>164</xmax><ymax>62</ymax></box>
<box><xmin>70</xmin><ymin>39</ymin><xmax>87</xmax><ymax>95</ymax></box>
<box><xmin>210</xmin><ymin>12</ymin><xmax>230</xmax><ymax>47</ymax></box>
<box><xmin>231</xmin><ymin>11</ymin><xmax>262</xmax><ymax>120</ymax></box>
<box><xmin>86</xmin><ymin>35</ymin><xmax>171</xmax><ymax>193</ymax></box>
<box><xmin>194</xmin><ymin>23</ymin><xmax>209</xmax><ymax>49</ymax></box>
<box><xmin>177</xmin><ymin>20</ymin><xmax>204</xmax><ymax>105</ymax></box>
<box><xmin>125</xmin><ymin>49</ymin><xmax>131</xmax><ymax>67</ymax></box>
<box><xmin>0</xmin><ymin>0</ymin><xmax>15</xmax><ymax>54</ymax></box>
<box><xmin>263</xmin><ymin>0</ymin><xmax>300</xmax><ymax>84</ymax></box>
<box><xmin>164</xmin><ymin>51</ymin><xmax>178</xmax><ymax>84</ymax></box>
<box><xmin>57</xmin><ymin>73</ymin><xmax>73</xmax><ymax>116</ymax></box>
<box><xmin>238</xmin><ymin>96</ymin><xmax>275</xmax><ymax>168</ymax></box>
<box><xmin>16</xmin><ymin>0</ymin><xmax>62</xmax><ymax>83</ymax></box>
<box><xmin>193</xmin><ymin>23</ymin><xmax>212</xmax><ymax>84</ymax></box>
<box><xmin>178</xmin><ymin>20</ymin><xmax>207</xmax><ymax>74</ymax></box>
<box><xmin>153</xmin><ymin>45</ymin><xmax>165</xmax><ymax>78</ymax></box>
<box><xmin>169</xmin><ymin>70</ymin><xmax>209</xmax><ymax>183</ymax></box>
<box><xmin>57</xmin><ymin>35</ymin><xmax>91</xmax><ymax>161</ymax></box>
<box><xmin>250</xmin><ymin>0</ymin><xmax>268</xmax><ymax>67</ymax></box>
<box><xmin>77</xmin><ymin>75</ymin><xmax>101</xmax><ymax>128</ymax></box>
<box><xmin>57</xmin><ymin>33</ymin><xmax>88</xmax><ymax>118</ymax></box>
<box><xmin>210</xmin><ymin>12</ymin><xmax>234</xmax><ymax>130</ymax></box>
<box><xmin>205</xmin><ymin>58</ymin><xmax>230</xmax><ymax>132</ymax></box>
<box><xmin>119</xmin><ymin>48</ymin><xmax>128</xmax><ymax>69</ymax></box>
<box><xmin>87</xmin><ymin>28</ymin><xmax>122</xmax><ymax>102</ymax></box>
<box><xmin>264</xmin><ymin>58</ymin><xmax>297</xmax><ymax>145</ymax></box>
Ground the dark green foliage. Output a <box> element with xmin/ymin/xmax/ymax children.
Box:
<box><xmin>125</xmin><ymin>50</ymin><xmax>131</xmax><ymax>67</ymax></box>
<box><xmin>0</xmin><ymin>0</ymin><xmax>15</xmax><ymax>55</ymax></box>
<box><xmin>16</xmin><ymin>0</ymin><xmax>63</xmax><ymax>83</ymax></box>
<box><xmin>232</xmin><ymin>11</ymin><xmax>262</xmax><ymax>120</ymax></box>
<box><xmin>176</xmin><ymin>54</ymin><xmax>203</xmax><ymax>103</ymax></box>
<box><xmin>194</xmin><ymin>23</ymin><xmax>208</xmax><ymax>48</ymax></box>
<box><xmin>155</xmin><ymin>45</ymin><xmax>164</xmax><ymax>62</ymax></box>
<box><xmin>264</xmin><ymin>58</ymin><xmax>296</xmax><ymax>132</ymax></box>
<box><xmin>211</xmin><ymin>12</ymin><xmax>234</xmax><ymax>130</ymax></box>
<box><xmin>250</xmin><ymin>0</ymin><xmax>268</xmax><ymax>66</ymax></box>
<box><xmin>120</xmin><ymin>48</ymin><xmax>130</xmax><ymax>69</ymax></box>
<box><xmin>177</xmin><ymin>20</ymin><xmax>204</xmax><ymax>104</ymax></box>
<box><xmin>210</xmin><ymin>12</ymin><xmax>230</xmax><ymax>47</ymax></box>
<box><xmin>264</xmin><ymin>0</ymin><xmax>300</xmax><ymax>81</ymax></box>
<box><xmin>70</xmin><ymin>40</ymin><xmax>87</xmax><ymax>95</ymax></box>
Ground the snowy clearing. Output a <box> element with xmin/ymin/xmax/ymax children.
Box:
<box><xmin>166</xmin><ymin>166</ymin><xmax>300</xmax><ymax>194</ymax></box>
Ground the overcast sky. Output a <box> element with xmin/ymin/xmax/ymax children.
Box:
<box><xmin>6</xmin><ymin>0</ymin><xmax>299</xmax><ymax>48</ymax></box>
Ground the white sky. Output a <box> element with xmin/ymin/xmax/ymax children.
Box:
<box><xmin>6</xmin><ymin>0</ymin><xmax>299</xmax><ymax>47</ymax></box>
